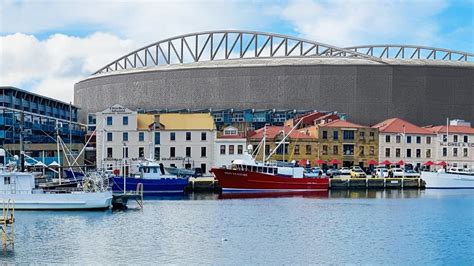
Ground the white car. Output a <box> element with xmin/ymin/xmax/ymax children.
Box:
<box><xmin>339</xmin><ymin>167</ymin><xmax>351</xmax><ymax>175</ymax></box>
<box><xmin>376</xmin><ymin>168</ymin><xmax>388</xmax><ymax>178</ymax></box>
<box><xmin>404</xmin><ymin>169</ymin><xmax>420</xmax><ymax>178</ymax></box>
<box><xmin>389</xmin><ymin>168</ymin><xmax>405</xmax><ymax>178</ymax></box>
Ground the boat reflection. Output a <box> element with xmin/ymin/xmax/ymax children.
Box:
<box><xmin>218</xmin><ymin>190</ymin><xmax>329</xmax><ymax>199</ymax></box>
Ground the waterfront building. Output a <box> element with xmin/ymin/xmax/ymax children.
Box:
<box><xmin>424</xmin><ymin>120</ymin><xmax>474</xmax><ymax>168</ymax></box>
<box><xmin>154</xmin><ymin>113</ymin><xmax>215</xmax><ymax>175</ymax></box>
<box><xmin>0</xmin><ymin>86</ymin><xmax>85</xmax><ymax>167</ymax></box>
<box><xmin>284</xmin><ymin>111</ymin><xmax>341</xmax><ymax>129</ymax></box>
<box><xmin>372</xmin><ymin>118</ymin><xmax>436</xmax><ymax>169</ymax></box>
<box><xmin>247</xmin><ymin>125</ymin><xmax>317</xmax><ymax>164</ymax></box>
<box><xmin>95</xmin><ymin>105</ymin><xmax>155</xmax><ymax>174</ymax></box>
<box><xmin>213</xmin><ymin>126</ymin><xmax>248</xmax><ymax>168</ymax></box>
<box><xmin>311</xmin><ymin>120</ymin><xmax>379</xmax><ymax>169</ymax></box>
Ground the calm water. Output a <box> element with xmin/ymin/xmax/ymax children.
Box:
<box><xmin>2</xmin><ymin>189</ymin><xmax>473</xmax><ymax>264</ymax></box>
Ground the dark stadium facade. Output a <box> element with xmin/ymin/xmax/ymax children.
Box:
<box><xmin>74</xmin><ymin>30</ymin><xmax>474</xmax><ymax>126</ymax></box>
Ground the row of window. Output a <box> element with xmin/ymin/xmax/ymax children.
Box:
<box><xmin>322</xmin><ymin>130</ymin><xmax>375</xmax><ymax>141</ymax></box>
<box><xmin>220</xmin><ymin>145</ymin><xmax>244</xmax><ymax>155</ymax></box>
<box><xmin>385</xmin><ymin>135</ymin><xmax>432</xmax><ymax>144</ymax></box>
<box><xmin>442</xmin><ymin>147</ymin><xmax>469</xmax><ymax>157</ymax></box>
<box><xmin>107</xmin><ymin>132</ymin><xmax>145</xmax><ymax>142</ymax></box>
<box><xmin>106</xmin><ymin>146</ymin><xmax>145</xmax><ymax>158</ymax></box>
<box><xmin>385</xmin><ymin>148</ymin><xmax>431</xmax><ymax>158</ymax></box>
<box><xmin>169</xmin><ymin>147</ymin><xmax>208</xmax><ymax>158</ymax></box>
<box><xmin>106</xmin><ymin>116</ymin><xmax>128</xmax><ymax>126</ymax></box>
<box><xmin>170</xmin><ymin>132</ymin><xmax>207</xmax><ymax>141</ymax></box>
<box><xmin>443</xmin><ymin>135</ymin><xmax>469</xmax><ymax>143</ymax></box>
<box><xmin>321</xmin><ymin>145</ymin><xmax>375</xmax><ymax>156</ymax></box>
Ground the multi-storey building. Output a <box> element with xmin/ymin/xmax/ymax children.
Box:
<box><xmin>373</xmin><ymin>118</ymin><xmax>436</xmax><ymax>169</ymax></box>
<box><xmin>213</xmin><ymin>126</ymin><xmax>248</xmax><ymax>168</ymax></box>
<box><xmin>312</xmin><ymin>120</ymin><xmax>379</xmax><ymax>169</ymax></box>
<box><xmin>424</xmin><ymin>120</ymin><xmax>474</xmax><ymax>169</ymax></box>
<box><xmin>154</xmin><ymin>113</ymin><xmax>215</xmax><ymax>175</ymax></box>
<box><xmin>0</xmin><ymin>86</ymin><xmax>85</xmax><ymax>167</ymax></box>
<box><xmin>95</xmin><ymin>105</ymin><xmax>155</xmax><ymax>174</ymax></box>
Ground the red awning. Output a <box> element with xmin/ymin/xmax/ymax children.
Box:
<box><xmin>396</xmin><ymin>160</ymin><xmax>405</xmax><ymax>165</ymax></box>
<box><xmin>298</xmin><ymin>159</ymin><xmax>308</xmax><ymax>167</ymax></box>
<box><xmin>330</xmin><ymin>159</ymin><xmax>341</xmax><ymax>165</ymax></box>
<box><xmin>379</xmin><ymin>160</ymin><xmax>392</xmax><ymax>165</ymax></box>
<box><xmin>314</xmin><ymin>159</ymin><xmax>326</xmax><ymax>165</ymax></box>
<box><xmin>423</xmin><ymin>161</ymin><xmax>434</xmax><ymax>166</ymax></box>
<box><xmin>367</xmin><ymin>159</ymin><xmax>378</xmax><ymax>165</ymax></box>
<box><xmin>436</xmin><ymin>161</ymin><xmax>447</xmax><ymax>166</ymax></box>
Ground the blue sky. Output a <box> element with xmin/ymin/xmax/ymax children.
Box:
<box><xmin>1</xmin><ymin>0</ymin><xmax>473</xmax><ymax>102</ymax></box>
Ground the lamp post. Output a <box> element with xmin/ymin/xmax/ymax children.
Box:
<box><xmin>122</xmin><ymin>142</ymin><xmax>127</xmax><ymax>194</ymax></box>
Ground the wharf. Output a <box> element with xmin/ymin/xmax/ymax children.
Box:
<box><xmin>329</xmin><ymin>177</ymin><xmax>426</xmax><ymax>189</ymax></box>
<box><xmin>112</xmin><ymin>183</ymin><xmax>144</xmax><ymax>209</ymax></box>
<box><xmin>186</xmin><ymin>177</ymin><xmax>221</xmax><ymax>192</ymax></box>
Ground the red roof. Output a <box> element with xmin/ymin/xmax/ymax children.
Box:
<box><xmin>372</xmin><ymin>118</ymin><xmax>434</xmax><ymax>135</ymax></box>
<box><xmin>296</xmin><ymin>112</ymin><xmax>326</xmax><ymax>126</ymax></box>
<box><xmin>318</xmin><ymin>119</ymin><xmax>366</xmax><ymax>128</ymax></box>
<box><xmin>217</xmin><ymin>134</ymin><xmax>246</xmax><ymax>139</ymax></box>
<box><xmin>248</xmin><ymin>126</ymin><xmax>313</xmax><ymax>139</ymax></box>
<box><xmin>424</xmin><ymin>125</ymin><xmax>474</xmax><ymax>134</ymax></box>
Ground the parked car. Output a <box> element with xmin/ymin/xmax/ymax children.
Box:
<box><xmin>388</xmin><ymin>168</ymin><xmax>404</xmax><ymax>178</ymax></box>
<box><xmin>326</xmin><ymin>168</ymin><xmax>340</xmax><ymax>177</ymax></box>
<box><xmin>403</xmin><ymin>169</ymin><xmax>420</xmax><ymax>178</ymax></box>
<box><xmin>311</xmin><ymin>167</ymin><xmax>323</xmax><ymax>176</ymax></box>
<box><xmin>376</xmin><ymin>168</ymin><xmax>389</xmax><ymax>178</ymax></box>
<box><xmin>339</xmin><ymin>167</ymin><xmax>351</xmax><ymax>175</ymax></box>
<box><xmin>350</xmin><ymin>168</ymin><xmax>366</xmax><ymax>178</ymax></box>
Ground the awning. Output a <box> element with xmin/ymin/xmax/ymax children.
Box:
<box><xmin>329</xmin><ymin>159</ymin><xmax>341</xmax><ymax>165</ymax></box>
<box><xmin>396</xmin><ymin>160</ymin><xmax>405</xmax><ymax>165</ymax></box>
<box><xmin>367</xmin><ymin>159</ymin><xmax>378</xmax><ymax>165</ymax></box>
<box><xmin>436</xmin><ymin>161</ymin><xmax>447</xmax><ymax>166</ymax></box>
<box><xmin>379</xmin><ymin>160</ymin><xmax>392</xmax><ymax>165</ymax></box>
<box><xmin>314</xmin><ymin>159</ymin><xmax>326</xmax><ymax>165</ymax></box>
<box><xmin>298</xmin><ymin>159</ymin><xmax>308</xmax><ymax>167</ymax></box>
<box><xmin>423</xmin><ymin>161</ymin><xmax>434</xmax><ymax>166</ymax></box>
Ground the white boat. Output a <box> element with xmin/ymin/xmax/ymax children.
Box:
<box><xmin>0</xmin><ymin>171</ymin><xmax>112</xmax><ymax>210</ymax></box>
<box><xmin>421</xmin><ymin>169</ymin><xmax>474</xmax><ymax>189</ymax></box>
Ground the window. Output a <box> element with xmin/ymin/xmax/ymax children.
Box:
<box><xmin>186</xmin><ymin>147</ymin><xmax>191</xmax><ymax>157</ymax></box>
<box><xmin>416</xmin><ymin>149</ymin><xmax>421</xmax><ymax>158</ymax></box>
<box><xmin>155</xmin><ymin>147</ymin><xmax>160</xmax><ymax>160</ymax></box>
<box><xmin>322</xmin><ymin>131</ymin><xmax>328</xmax><ymax>139</ymax></box>
<box><xmin>122</xmin><ymin>116</ymin><xmax>128</xmax><ymax>125</ymax></box>
<box><xmin>426</xmin><ymin>136</ymin><xmax>431</xmax><ymax>144</ymax></box>
<box><xmin>201</xmin><ymin>147</ymin><xmax>206</xmax><ymax>157</ymax></box>
<box><xmin>333</xmin><ymin>145</ymin><xmax>338</xmax><ymax>155</ymax></box>
<box><xmin>343</xmin><ymin>130</ymin><xmax>354</xmax><ymax>140</ymax></box>
<box><xmin>453</xmin><ymin>148</ymin><xmax>458</xmax><ymax>157</ymax></box>
<box><xmin>106</xmin><ymin>116</ymin><xmax>112</xmax><ymax>125</ymax></box>
<box><xmin>359</xmin><ymin>132</ymin><xmax>365</xmax><ymax>140</ymax></box>
<box><xmin>186</xmin><ymin>132</ymin><xmax>191</xmax><ymax>141</ymax></box>
<box><xmin>463</xmin><ymin>148</ymin><xmax>468</xmax><ymax>157</ymax></box>
<box><xmin>201</xmin><ymin>164</ymin><xmax>206</xmax><ymax>174</ymax></box>
<box><xmin>229</xmin><ymin>145</ymin><xmax>234</xmax><ymax>155</ymax></box>
<box><xmin>139</xmin><ymin>132</ymin><xmax>144</xmax><ymax>142</ymax></box>
<box><xmin>220</xmin><ymin>145</ymin><xmax>226</xmax><ymax>155</ymax></box>
<box><xmin>238</xmin><ymin>145</ymin><xmax>243</xmax><ymax>154</ymax></box>
<box><xmin>343</xmin><ymin>145</ymin><xmax>354</xmax><ymax>155</ymax></box>
<box><xmin>4</xmin><ymin>176</ymin><xmax>11</xmax><ymax>185</ymax></box>
<box><xmin>333</xmin><ymin>131</ymin><xmax>338</xmax><ymax>140</ymax></box>
<box><xmin>122</xmin><ymin>147</ymin><xmax>128</xmax><ymax>158</ymax></box>
<box><xmin>107</xmin><ymin>132</ymin><xmax>113</xmax><ymax>142</ymax></box>
<box><xmin>155</xmin><ymin>132</ymin><xmax>160</xmax><ymax>145</ymax></box>
<box><xmin>294</xmin><ymin>144</ymin><xmax>300</xmax><ymax>155</ymax></box>
<box><xmin>385</xmin><ymin>148</ymin><xmax>390</xmax><ymax>157</ymax></box>
<box><xmin>369</xmin><ymin>132</ymin><xmax>375</xmax><ymax>140</ymax></box>
<box><xmin>201</xmin><ymin>132</ymin><xmax>206</xmax><ymax>141</ymax></box>
<box><xmin>385</xmin><ymin>135</ymin><xmax>391</xmax><ymax>143</ymax></box>
<box><xmin>426</xmin><ymin>149</ymin><xmax>431</xmax><ymax>158</ymax></box>
<box><xmin>464</xmin><ymin>136</ymin><xmax>469</xmax><ymax>143</ymax></box>
<box><xmin>170</xmin><ymin>132</ymin><xmax>176</xmax><ymax>141</ymax></box>
<box><xmin>406</xmin><ymin>136</ymin><xmax>412</xmax><ymax>143</ymax></box>
<box><xmin>359</xmin><ymin>146</ymin><xmax>364</xmax><ymax>156</ymax></box>
<box><xmin>107</xmin><ymin>147</ymin><xmax>113</xmax><ymax>158</ymax></box>
<box><xmin>396</xmin><ymin>135</ymin><xmax>401</xmax><ymax>143</ymax></box>
<box><xmin>416</xmin><ymin>136</ymin><xmax>421</xmax><ymax>144</ymax></box>
<box><xmin>170</xmin><ymin>147</ymin><xmax>175</xmax><ymax>157</ymax></box>
<box><xmin>305</xmin><ymin>145</ymin><xmax>311</xmax><ymax>155</ymax></box>
<box><xmin>396</xmin><ymin>148</ymin><xmax>401</xmax><ymax>157</ymax></box>
<box><xmin>443</xmin><ymin>135</ymin><xmax>447</xmax><ymax>142</ymax></box>
<box><xmin>454</xmin><ymin>135</ymin><xmax>458</xmax><ymax>143</ymax></box>
<box><xmin>369</xmin><ymin>146</ymin><xmax>374</xmax><ymax>155</ymax></box>
<box><xmin>138</xmin><ymin>147</ymin><xmax>144</xmax><ymax>158</ymax></box>
<box><xmin>322</xmin><ymin>145</ymin><xmax>328</xmax><ymax>155</ymax></box>
<box><xmin>406</xmin><ymin>149</ymin><xmax>412</xmax><ymax>158</ymax></box>
<box><xmin>442</xmin><ymin>147</ymin><xmax>447</xmax><ymax>157</ymax></box>
<box><xmin>123</xmin><ymin>132</ymin><xmax>128</xmax><ymax>141</ymax></box>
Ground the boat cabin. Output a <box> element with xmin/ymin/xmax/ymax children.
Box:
<box><xmin>231</xmin><ymin>163</ymin><xmax>305</xmax><ymax>178</ymax></box>
<box><xmin>0</xmin><ymin>172</ymin><xmax>35</xmax><ymax>194</ymax></box>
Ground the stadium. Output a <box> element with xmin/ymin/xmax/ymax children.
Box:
<box><xmin>74</xmin><ymin>30</ymin><xmax>474</xmax><ymax>126</ymax></box>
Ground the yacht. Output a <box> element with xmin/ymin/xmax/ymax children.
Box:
<box><xmin>421</xmin><ymin>167</ymin><xmax>474</xmax><ymax>189</ymax></box>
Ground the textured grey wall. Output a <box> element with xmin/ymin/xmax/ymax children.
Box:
<box><xmin>75</xmin><ymin>64</ymin><xmax>474</xmax><ymax>126</ymax></box>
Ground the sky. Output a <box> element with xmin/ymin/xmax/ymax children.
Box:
<box><xmin>1</xmin><ymin>0</ymin><xmax>473</xmax><ymax>103</ymax></box>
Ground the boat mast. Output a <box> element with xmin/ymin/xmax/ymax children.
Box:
<box><xmin>56</xmin><ymin>120</ymin><xmax>62</xmax><ymax>185</ymax></box>
<box><xmin>262</xmin><ymin>125</ymin><xmax>266</xmax><ymax>164</ymax></box>
<box><xmin>265</xmin><ymin>118</ymin><xmax>303</xmax><ymax>162</ymax></box>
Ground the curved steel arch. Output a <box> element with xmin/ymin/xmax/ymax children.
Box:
<box><xmin>93</xmin><ymin>30</ymin><xmax>386</xmax><ymax>75</ymax></box>
<box><xmin>343</xmin><ymin>45</ymin><xmax>474</xmax><ymax>62</ymax></box>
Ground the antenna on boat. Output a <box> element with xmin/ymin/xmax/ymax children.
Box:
<box><xmin>262</xmin><ymin>125</ymin><xmax>266</xmax><ymax>165</ymax></box>
<box><xmin>56</xmin><ymin>120</ymin><xmax>62</xmax><ymax>185</ymax></box>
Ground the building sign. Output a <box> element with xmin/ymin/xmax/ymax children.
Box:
<box><xmin>161</xmin><ymin>157</ymin><xmax>186</xmax><ymax>161</ymax></box>
<box><xmin>440</xmin><ymin>142</ymin><xmax>474</xmax><ymax>148</ymax></box>
<box><xmin>103</xmin><ymin>105</ymin><xmax>132</xmax><ymax>114</ymax></box>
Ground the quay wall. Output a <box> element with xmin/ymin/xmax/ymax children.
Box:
<box><xmin>75</xmin><ymin>60</ymin><xmax>474</xmax><ymax>125</ymax></box>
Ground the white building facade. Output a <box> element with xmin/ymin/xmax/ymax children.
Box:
<box><xmin>213</xmin><ymin>126</ymin><xmax>248</xmax><ymax>168</ymax></box>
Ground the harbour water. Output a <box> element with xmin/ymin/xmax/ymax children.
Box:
<box><xmin>2</xmin><ymin>189</ymin><xmax>473</xmax><ymax>264</ymax></box>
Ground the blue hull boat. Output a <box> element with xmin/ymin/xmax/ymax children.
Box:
<box><xmin>111</xmin><ymin>177</ymin><xmax>189</xmax><ymax>195</ymax></box>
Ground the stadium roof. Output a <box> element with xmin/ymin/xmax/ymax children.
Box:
<box><xmin>92</xmin><ymin>30</ymin><xmax>474</xmax><ymax>76</ymax></box>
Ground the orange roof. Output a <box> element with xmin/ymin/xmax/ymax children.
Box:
<box><xmin>318</xmin><ymin>119</ymin><xmax>366</xmax><ymax>129</ymax></box>
<box><xmin>372</xmin><ymin>118</ymin><xmax>434</xmax><ymax>135</ymax></box>
<box><xmin>249</xmin><ymin>126</ymin><xmax>314</xmax><ymax>139</ymax></box>
<box><xmin>425</xmin><ymin>125</ymin><xmax>474</xmax><ymax>134</ymax></box>
<box><xmin>217</xmin><ymin>134</ymin><xmax>246</xmax><ymax>139</ymax></box>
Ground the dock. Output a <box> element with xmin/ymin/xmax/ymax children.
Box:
<box><xmin>1</xmin><ymin>199</ymin><xmax>15</xmax><ymax>250</ymax></box>
<box><xmin>329</xmin><ymin>178</ymin><xmax>426</xmax><ymax>189</ymax></box>
<box><xmin>112</xmin><ymin>183</ymin><xmax>144</xmax><ymax>209</ymax></box>
<box><xmin>186</xmin><ymin>177</ymin><xmax>221</xmax><ymax>192</ymax></box>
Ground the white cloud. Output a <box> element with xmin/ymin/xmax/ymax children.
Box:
<box><xmin>276</xmin><ymin>0</ymin><xmax>449</xmax><ymax>47</ymax></box>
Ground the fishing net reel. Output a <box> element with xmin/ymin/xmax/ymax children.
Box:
<box><xmin>82</xmin><ymin>171</ymin><xmax>110</xmax><ymax>192</ymax></box>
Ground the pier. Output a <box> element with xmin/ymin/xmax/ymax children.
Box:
<box><xmin>329</xmin><ymin>178</ymin><xmax>426</xmax><ymax>189</ymax></box>
<box><xmin>1</xmin><ymin>199</ymin><xmax>15</xmax><ymax>250</ymax></box>
<box><xmin>186</xmin><ymin>177</ymin><xmax>222</xmax><ymax>192</ymax></box>
<box><xmin>112</xmin><ymin>183</ymin><xmax>144</xmax><ymax>209</ymax></box>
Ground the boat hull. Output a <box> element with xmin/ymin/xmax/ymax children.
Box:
<box><xmin>211</xmin><ymin>168</ymin><xmax>329</xmax><ymax>191</ymax></box>
<box><xmin>0</xmin><ymin>191</ymin><xmax>113</xmax><ymax>210</ymax></box>
<box><xmin>421</xmin><ymin>171</ymin><xmax>474</xmax><ymax>189</ymax></box>
<box><xmin>111</xmin><ymin>177</ymin><xmax>189</xmax><ymax>194</ymax></box>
